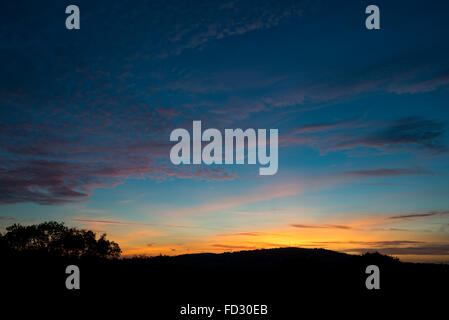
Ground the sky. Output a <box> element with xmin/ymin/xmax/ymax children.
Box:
<box><xmin>1</xmin><ymin>0</ymin><xmax>449</xmax><ymax>262</ymax></box>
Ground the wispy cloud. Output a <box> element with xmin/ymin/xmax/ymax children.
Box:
<box><xmin>308</xmin><ymin>240</ymin><xmax>426</xmax><ymax>247</ymax></box>
<box><xmin>72</xmin><ymin>217</ymin><xmax>223</xmax><ymax>231</ymax></box>
<box><xmin>212</xmin><ymin>244</ymin><xmax>259</xmax><ymax>250</ymax></box>
<box><xmin>72</xmin><ymin>218</ymin><xmax>156</xmax><ymax>226</ymax></box>
<box><xmin>217</xmin><ymin>232</ymin><xmax>265</xmax><ymax>237</ymax></box>
<box><xmin>389</xmin><ymin>210</ymin><xmax>449</xmax><ymax>220</ymax></box>
<box><xmin>292</xmin><ymin>116</ymin><xmax>365</xmax><ymax>134</ymax></box>
<box><xmin>344</xmin><ymin>167</ymin><xmax>432</xmax><ymax>177</ymax></box>
<box><xmin>0</xmin><ymin>157</ymin><xmax>237</xmax><ymax>205</ymax></box>
<box><xmin>345</xmin><ymin>244</ymin><xmax>449</xmax><ymax>256</ymax></box>
<box><xmin>291</xmin><ymin>224</ymin><xmax>352</xmax><ymax>230</ymax></box>
<box><xmin>0</xmin><ymin>216</ymin><xmax>15</xmax><ymax>221</ymax></box>
<box><xmin>159</xmin><ymin>0</ymin><xmax>307</xmax><ymax>57</ymax></box>
<box><xmin>331</xmin><ymin>117</ymin><xmax>446</xmax><ymax>153</ymax></box>
<box><xmin>172</xmin><ymin>182</ymin><xmax>306</xmax><ymax>216</ymax></box>
<box><xmin>282</xmin><ymin>116</ymin><xmax>447</xmax><ymax>155</ymax></box>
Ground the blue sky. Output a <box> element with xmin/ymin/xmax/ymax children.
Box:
<box><xmin>1</xmin><ymin>0</ymin><xmax>449</xmax><ymax>261</ymax></box>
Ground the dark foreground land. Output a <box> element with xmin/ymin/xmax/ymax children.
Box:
<box><xmin>2</xmin><ymin>247</ymin><xmax>448</xmax><ymax>317</ymax></box>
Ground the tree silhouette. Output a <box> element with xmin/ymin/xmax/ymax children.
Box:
<box><xmin>1</xmin><ymin>221</ymin><xmax>121</xmax><ymax>258</ymax></box>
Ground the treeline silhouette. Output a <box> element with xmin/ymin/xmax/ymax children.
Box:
<box><xmin>0</xmin><ymin>221</ymin><xmax>120</xmax><ymax>258</ymax></box>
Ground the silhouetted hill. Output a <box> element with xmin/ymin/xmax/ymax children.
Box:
<box><xmin>169</xmin><ymin>247</ymin><xmax>379</xmax><ymax>268</ymax></box>
<box><xmin>2</xmin><ymin>246</ymin><xmax>448</xmax><ymax>317</ymax></box>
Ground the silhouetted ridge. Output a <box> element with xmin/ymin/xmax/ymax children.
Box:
<box><xmin>170</xmin><ymin>247</ymin><xmax>362</xmax><ymax>269</ymax></box>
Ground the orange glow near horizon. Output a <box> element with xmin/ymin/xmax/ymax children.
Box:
<box><xmin>86</xmin><ymin>217</ymin><xmax>449</xmax><ymax>263</ymax></box>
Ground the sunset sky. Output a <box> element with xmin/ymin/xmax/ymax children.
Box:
<box><xmin>1</xmin><ymin>0</ymin><xmax>449</xmax><ymax>263</ymax></box>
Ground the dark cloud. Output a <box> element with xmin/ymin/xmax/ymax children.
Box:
<box><xmin>389</xmin><ymin>210</ymin><xmax>449</xmax><ymax>220</ymax></box>
<box><xmin>282</xmin><ymin>116</ymin><xmax>447</xmax><ymax>156</ymax></box>
<box><xmin>334</xmin><ymin>117</ymin><xmax>446</xmax><ymax>153</ymax></box>
<box><xmin>0</xmin><ymin>158</ymin><xmax>236</xmax><ymax>205</ymax></box>
<box><xmin>0</xmin><ymin>159</ymin><xmax>138</xmax><ymax>205</ymax></box>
